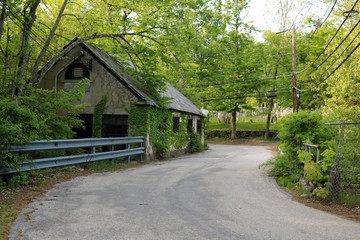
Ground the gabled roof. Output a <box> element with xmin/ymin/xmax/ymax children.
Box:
<box><xmin>54</xmin><ymin>40</ymin><xmax>202</xmax><ymax>116</ymax></box>
<box><xmin>79</xmin><ymin>41</ymin><xmax>158</xmax><ymax>107</ymax></box>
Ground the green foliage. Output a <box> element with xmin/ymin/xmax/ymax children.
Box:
<box><xmin>269</xmin><ymin>154</ymin><xmax>301</xmax><ymax>178</ymax></box>
<box><xmin>206</xmin><ymin>116</ymin><xmax>277</xmax><ymax>131</ymax></box>
<box><xmin>128</xmin><ymin>105</ymin><xmax>205</xmax><ymax>158</ymax></box>
<box><xmin>277</xmin><ymin>110</ymin><xmax>337</xmax><ymax>160</ymax></box>
<box><xmin>173</xmin><ymin>113</ymin><xmax>189</xmax><ymax>149</ymax></box>
<box><xmin>148</xmin><ymin>107</ymin><xmax>173</xmax><ymax>157</ymax></box>
<box><xmin>0</xmin><ymin>99</ymin><xmax>43</xmax><ymax>146</ymax></box>
<box><xmin>7</xmin><ymin>172</ymin><xmax>31</xmax><ymax>189</ymax></box>
<box><xmin>299</xmin><ymin>150</ymin><xmax>323</xmax><ymax>183</ymax></box>
<box><xmin>0</xmin><ymin>83</ymin><xmax>87</xmax><ymax>169</ymax></box>
<box><xmin>188</xmin><ymin>130</ymin><xmax>206</xmax><ymax>153</ymax></box>
<box><xmin>340</xmin><ymin>192</ymin><xmax>360</xmax><ymax>207</ymax></box>
<box><xmin>92</xmin><ymin>95</ymin><xmax>108</xmax><ymax>138</ymax></box>
<box><xmin>269</xmin><ymin>110</ymin><xmax>338</xmax><ymax>199</ymax></box>
<box><xmin>312</xmin><ymin>187</ymin><xmax>329</xmax><ymax>199</ymax></box>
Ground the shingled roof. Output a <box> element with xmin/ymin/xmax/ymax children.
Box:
<box><xmin>161</xmin><ymin>84</ymin><xmax>202</xmax><ymax>116</ymax></box>
<box><xmin>50</xmin><ymin>40</ymin><xmax>202</xmax><ymax>116</ymax></box>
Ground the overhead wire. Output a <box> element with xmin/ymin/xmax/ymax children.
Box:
<box><xmin>299</xmin><ymin>17</ymin><xmax>360</xmax><ymax>78</ymax></box>
<box><xmin>307</xmin><ymin>0</ymin><xmax>338</xmax><ymax>39</ymax></box>
<box><xmin>200</xmin><ymin>90</ymin><xmax>291</xmax><ymax>102</ymax></box>
<box><xmin>296</xmin><ymin>0</ymin><xmax>359</xmax><ymax>75</ymax></box>
<box><xmin>320</xmin><ymin>29</ymin><xmax>360</xmax><ymax>76</ymax></box>
<box><xmin>295</xmin><ymin>41</ymin><xmax>360</xmax><ymax>92</ymax></box>
<box><xmin>2</xmin><ymin>2</ymin><xmax>61</xmax><ymax>57</ymax></box>
<box><xmin>190</xmin><ymin>74</ymin><xmax>293</xmax><ymax>89</ymax></box>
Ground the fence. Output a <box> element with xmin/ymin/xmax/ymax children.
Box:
<box><xmin>303</xmin><ymin>143</ymin><xmax>321</xmax><ymax>162</ymax></box>
<box><xmin>0</xmin><ymin>136</ymin><xmax>144</xmax><ymax>176</ymax></box>
<box><xmin>325</xmin><ymin>122</ymin><xmax>360</xmax><ymax>203</ymax></box>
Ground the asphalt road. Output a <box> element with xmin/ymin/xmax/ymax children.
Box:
<box><xmin>9</xmin><ymin>144</ymin><xmax>360</xmax><ymax>240</ymax></box>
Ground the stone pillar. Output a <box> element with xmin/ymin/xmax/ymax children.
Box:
<box><xmin>144</xmin><ymin>132</ymin><xmax>155</xmax><ymax>161</ymax></box>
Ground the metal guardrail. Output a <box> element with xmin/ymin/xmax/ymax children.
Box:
<box><xmin>303</xmin><ymin>143</ymin><xmax>321</xmax><ymax>162</ymax></box>
<box><xmin>0</xmin><ymin>136</ymin><xmax>144</xmax><ymax>175</ymax></box>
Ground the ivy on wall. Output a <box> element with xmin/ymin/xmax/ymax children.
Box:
<box><xmin>92</xmin><ymin>95</ymin><xmax>108</xmax><ymax>138</ymax></box>
<box><xmin>128</xmin><ymin>105</ymin><xmax>190</xmax><ymax>158</ymax></box>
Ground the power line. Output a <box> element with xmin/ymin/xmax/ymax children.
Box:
<box><xmin>299</xmin><ymin>18</ymin><xmax>360</xmax><ymax>78</ymax></box>
<box><xmin>189</xmin><ymin>72</ymin><xmax>293</xmax><ymax>88</ymax></box>
<box><xmin>2</xmin><ymin>2</ymin><xmax>61</xmax><ymax>56</ymax></box>
<box><xmin>297</xmin><ymin>0</ymin><xmax>359</xmax><ymax>75</ymax></box>
<box><xmin>308</xmin><ymin>0</ymin><xmax>338</xmax><ymax>39</ymax></box>
<box><xmin>320</xmin><ymin>29</ymin><xmax>360</xmax><ymax>76</ymax></box>
<box><xmin>295</xmin><ymin>41</ymin><xmax>360</xmax><ymax>92</ymax></box>
<box><xmin>200</xmin><ymin>90</ymin><xmax>291</xmax><ymax>102</ymax></box>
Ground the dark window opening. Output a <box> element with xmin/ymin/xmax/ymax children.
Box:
<box><xmin>73</xmin><ymin>114</ymin><xmax>128</xmax><ymax>139</ymax></box>
<box><xmin>197</xmin><ymin>119</ymin><xmax>202</xmax><ymax>133</ymax></box>
<box><xmin>173</xmin><ymin>116</ymin><xmax>180</xmax><ymax>133</ymax></box>
<box><xmin>65</xmin><ymin>64</ymin><xmax>90</xmax><ymax>80</ymax></box>
<box><xmin>187</xmin><ymin>119</ymin><xmax>193</xmax><ymax>133</ymax></box>
<box><xmin>74</xmin><ymin>114</ymin><xmax>93</xmax><ymax>138</ymax></box>
<box><xmin>102</xmin><ymin>115</ymin><xmax>128</xmax><ymax>137</ymax></box>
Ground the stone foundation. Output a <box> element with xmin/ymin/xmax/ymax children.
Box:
<box><xmin>205</xmin><ymin>130</ymin><xmax>278</xmax><ymax>139</ymax></box>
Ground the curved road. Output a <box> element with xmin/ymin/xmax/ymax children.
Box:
<box><xmin>9</xmin><ymin>144</ymin><xmax>360</xmax><ymax>240</ymax></box>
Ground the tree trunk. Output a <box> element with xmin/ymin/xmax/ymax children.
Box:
<box><xmin>265</xmin><ymin>98</ymin><xmax>273</xmax><ymax>139</ymax></box>
<box><xmin>16</xmin><ymin>0</ymin><xmax>41</xmax><ymax>89</ymax></box>
<box><xmin>2</xmin><ymin>26</ymin><xmax>9</xmax><ymax>95</ymax></box>
<box><xmin>231</xmin><ymin>110</ymin><xmax>237</xmax><ymax>139</ymax></box>
<box><xmin>31</xmin><ymin>0</ymin><xmax>68</xmax><ymax>85</ymax></box>
<box><xmin>0</xmin><ymin>1</ymin><xmax>6</xmax><ymax>45</ymax></box>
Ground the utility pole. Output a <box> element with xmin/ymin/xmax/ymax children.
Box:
<box><xmin>292</xmin><ymin>26</ymin><xmax>297</xmax><ymax>112</ymax></box>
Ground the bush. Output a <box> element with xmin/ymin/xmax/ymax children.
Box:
<box><xmin>188</xmin><ymin>130</ymin><xmax>207</xmax><ymax>153</ymax></box>
<box><xmin>269</xmin><ymin>110</ymin><xmax>338</xmax><ymax>197</ymax></box>
<box><xmin>0</xmin><ymin>82</ymin><xmax>87</xmax><ymax>169</ymax></box>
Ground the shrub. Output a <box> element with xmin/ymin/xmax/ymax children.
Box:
<box><xmin>0</xmin><ymin>82</ymin><xmax>87</xmax><ymax>169</ymax></box>
<box><xmin>188</xmin><ymin>130</ymin><xmax>207</xmax><ymax>153</ymax></box>
<box><xmin>269</xmin><ymin>110</ymin><xmax>338</xmax><ymax>196</ymax></box>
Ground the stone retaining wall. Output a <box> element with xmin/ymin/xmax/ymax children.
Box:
<box><xmin>205</xmin><ymin>130</ymin><xmax>278</xmax><ymax>139</ymax></box>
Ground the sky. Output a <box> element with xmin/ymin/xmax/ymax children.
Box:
<box><xmin>245</xmin><ymin>0</ymin><xmax>330</xmax><ymax>42</ymax></box>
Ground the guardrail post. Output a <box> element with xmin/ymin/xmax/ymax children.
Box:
<box><xmin>111</xmin><ymin>145</ymin><xmax>114</xmax><ymax>165</ymax></box>
<box><xmin>127</xmin><ymin>144</ymin><xmax>130</xmax><ymax>163</ymax></box>
<box><xmin>316</xmin><ymin>148</ymin><xmax>320</xmax><ymax>162</ymax></box>
<box><xmin>140</xmin><ymin>142</ymin><xmax>143</xmax><ymax>162</ymax></box>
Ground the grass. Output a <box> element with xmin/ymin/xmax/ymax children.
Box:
<box><xmin>340</xmin><ymin>192</ymin><xmax>360</xmax><ymax>207</ymax></box>
<box><xmin>0</xmin><ymin>158</ymin><xmax>144</xmax><ymax>240</ymax></box>
<box><xmin>205</xmin><ymin>116</ymin><xmax>278</xmax><ymax>131</ymax></box>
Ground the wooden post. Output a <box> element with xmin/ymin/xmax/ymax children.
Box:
<box><xmin>292</xmin><ymin>26</ymin><xmax>297</xmax><ymax>112</ymax></box>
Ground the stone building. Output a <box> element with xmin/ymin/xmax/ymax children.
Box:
<box><xmin>38</xmin><ymin>40</ymin><xmax>203</xmax><ymax>159</ymax></box>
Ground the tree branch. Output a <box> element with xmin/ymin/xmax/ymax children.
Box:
<box><xmin>31</xmin><ymin>0</ymin><xmax>69</xmax><ymax>86</ymax></box>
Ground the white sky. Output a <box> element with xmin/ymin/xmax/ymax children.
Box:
<box><xmin>245</xmin><ymin>0</ymin><xmax>330</xmax><ymax>42</ymax></box>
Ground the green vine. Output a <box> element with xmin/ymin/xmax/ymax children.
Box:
<box><xmin>92</xmin><ymin>95</ymin><xmax>108</xmax><ymax>138</ymax></box>
<box><xmin>128</xmin><ymin>105</ymin><xmax>192</xmax><ymax>158</ymax></box>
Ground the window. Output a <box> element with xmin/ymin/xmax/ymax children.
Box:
<box><xmin>102</xmin><ymin>115</ymin><xmax>128</xmax><ymax>137</ymax></box>
<box><xmin>65</xmin><ymin>64</ymin><xmax>89</xmax><ymax>80</ymax></box>
<box><xmin>187</xmin><ymin>119</ymin><xmax>193</xmax><ymax>133</ymax></box>
<box><xmin>173</xmin><ymin>116</ymin><xmax>179</xmax><ymax>133</ymax></box>
<box><xmin>197</xmin><ymin>119</ymin><xmax>202</xmax><ymax>133</ymax></box>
